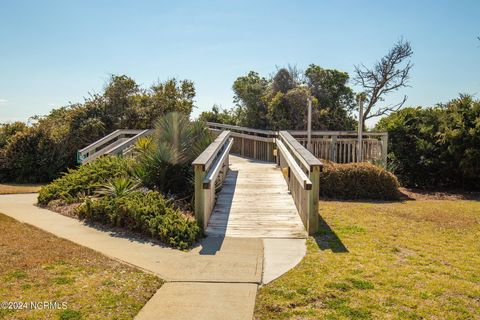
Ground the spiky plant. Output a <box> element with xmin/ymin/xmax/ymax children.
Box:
<box><xmin>96</xmin><ymin>177</ymin><xmax>141</xmax><ymax>198</ymax></box>
<box><xmin>136</xmin><ymin>112</ymin><xmax>213</xmax><ymax>197</ymax></box>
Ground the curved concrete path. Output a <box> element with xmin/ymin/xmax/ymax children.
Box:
<box><xmin>0</xmin><ymin>194</ymin><xmax>305</xmax><ymax>319</ymax></box>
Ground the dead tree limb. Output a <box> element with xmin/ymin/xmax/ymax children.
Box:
<box><xmin>354</xmin><ymin>39</ymin><xmax>413</xmax><ymax>128</ymax></box>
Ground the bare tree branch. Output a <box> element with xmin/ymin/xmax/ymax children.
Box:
<box><xmin>354</xmin><ymin>39</ymin><xmax>413</xmax><ymax>128</ymax></box>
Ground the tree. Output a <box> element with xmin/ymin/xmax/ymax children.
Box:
<box><xmin>305</xmin><ymin>64</ymin><xmax>356</xmax><ymax>130</ymax></box>
<box><xmin>272</xmin><ymin>68</ymin><xmax>296</xmax><ymax>94</ymax></box>
<box><xmin>232</xmin><ymin>71</ymin><xmax>269</xmax><ymax>128</ymax></box>
<box><xmin>198</xmin><ymin>105</ymin><xmax>238</xmax><ymax>125</ymax></box>
<box><xmin>0</xmin><ymin>74</ymin><xmax>197</xmax><ymax>183</ymax></box>
<box><xmin>0</xmin><ymin>121</ymin><xmax>27</xmax><ymax>148</ymax></box>
<box><xmin>376</xmin><ymin>95</ymin><xmax>480</xmax><ymax>189</ymax></box>
<box><xmin>354</xmin><ymin>39</ymin><xmax>413</xmax><ymax>128</ymax></box>
<box><xmin>103</xmin><ymin>75</ymin><xmax>139</xmax><ymax>128</ymax></box>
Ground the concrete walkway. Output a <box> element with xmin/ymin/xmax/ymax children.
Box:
<box><xmin>0</xmin><ymin>194</ymin><xmax>305</xmax><ymax>319</ymax></box>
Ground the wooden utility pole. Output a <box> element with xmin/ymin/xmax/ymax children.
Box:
<box><xmin>358</xmin><ymin>96</ymin><xmax>364</xmax><ymax>162</ymax></box>
<box><xmin>307</xmin><ymin>96</ymin><xmax>312</xmax><ymax>152</ymax></box>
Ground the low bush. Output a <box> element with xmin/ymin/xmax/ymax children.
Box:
<box><xmin>76</xmin><ymin>191</ymin><xmax>200</xmax><ymax>249</ymax></box>
<box><xmin>320</xmin><ymin>161</ymin><xmax>400</xmax><ymax>200</ymax></box>
<box><xmin>38</xmin><ymin>156</ymin><xmax>132</xmax><ymax>205</ymax></box>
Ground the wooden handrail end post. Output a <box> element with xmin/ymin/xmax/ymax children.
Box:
<box><xmin>194</xmin><ymin>164</ymin><xmax>206</xmax><ymax>230</ymax></box>
<box><xmin>307</xmin><ymin>165</ymin><xmax>321</xmax><ymax>235</ymax></box>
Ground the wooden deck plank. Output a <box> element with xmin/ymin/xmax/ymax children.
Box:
<box><xmin>205</xmin><ymin>155</ymin><xmax>307</xmax><ymax>238</ymax></box>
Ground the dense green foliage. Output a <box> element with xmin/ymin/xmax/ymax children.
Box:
<box><xmin>38</xmin><ymin>113</ymin><xmax>211</xmax><ymax>249</ymax></box>
<box><xmin>38</xmin><ymin>156</ymin><xmax>132</xmax><ymax>205</ymax></box>
<box><xmin>376</xmin><ymin>95</ymin><xmax>480</xmax><ymax>189</ymax></box>
<box><xmin>0</xmin><ymin>75</ymin><xmax>196</xmax><ymax>183</ymax></box>
<box><xmin>320</xmin><ymin>161</ymin><xmax>400</xmax><ymax>200</ymax></box>
<box><xmin>77</xmin><ymin>191</ymin><xmax>200</xmax><ymax>249</ymax></box>
<box><xmin>135</xmin><ymin>112</ymin><xmax>213</xmax><ymax>197</ymax></box>
<box><xmin>199</xmin><ymin>65</ymin><xmax>357</xmax><ymax>131</ymax></box>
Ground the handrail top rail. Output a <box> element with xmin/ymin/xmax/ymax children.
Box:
<box><xmin>289</xmin><ymin>130</ymin><xmax>388</xmax><ymax>137</ymax></box>
<box><xmin>78</xmin><ymin>129</ymin><xmax>144</xmax><ymax>153</ymax></box>
<box><xmin>192</xmin><ymin>130</ymin><xmax>231</xmax><ymax>170</ymax></box>
<box><xmin>104</xmin><ymin>129</ymin><xmax>153</xmax><ymax>155</ymax></box>
<box><xmin>206</xmin><ymin>122</ymin><xmax>277</xmax><ymax>136</ymax></box>
<box><xmin>278</xmin><ymin>131</ymin><xmax>323</xmax><ymax>171</ymax></box>
<box><xmin>276</xmin><ymin>139</ymin><xmax>312</xmax><ymax>190</ymax></box>
<box><xmin>202</xmin><ymin>138</ymin><xmax>234</xmax><ymax>189</ymax></box>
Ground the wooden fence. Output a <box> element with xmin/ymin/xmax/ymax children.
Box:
<box><xmin>289</xmin><ymin>131</ymin><xmax>388</xmax><ymax>165</ymax></box>
<box><xmin>206</xmin><ymin>123</ymin><xmax>388</xmax><ymax>165</ymax></box>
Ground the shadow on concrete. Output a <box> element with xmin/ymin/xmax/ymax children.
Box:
<box><xmin>198</xmin><ymin>169</ymin><xmax>239</xmax><ymax>255</ymax></box>
<box><xmin>314</xmin><ymin>215</ymin><xmax>348</xmax><ymax>253</ymax></box>
<box><xmin>197</xmin><ymin>236</ymin><xmax>226</xmax><ymax>255</ymax></box>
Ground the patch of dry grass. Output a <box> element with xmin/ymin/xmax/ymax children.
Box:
<box><xmin>255</xmin><ymin>200</ymin><xmax>480</xmax><ymax>320</ymax></box>
<box><xmin>0</xmin><ymin>184</ymin><xmax>42</xmax><ymax>195</ymax></box>
<box><xmin>0</xmin><ymin>213</ymin><xmax>162</xmax><ymax>320</ymax></box>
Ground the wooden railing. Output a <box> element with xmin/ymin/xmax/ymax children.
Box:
<box><xmin>290</xmin><ymin>131</ymin><xmax>388</xmax><ymax>164</ymax></box>
<box><xmin>192</xmin><ymin>131</ymin><xmax>234</xmax><ymax>230</ymax></box>
<box><xmin>276</xmin><ymin>131</ymin><xmax>323</xmax><ymax>235</ymax></box>
<box><xmin>206</xmin><ymin>122</ymin><xmax>276</xmax><ymax>162</ymax></box>
<box><xmin>77</xmin><ymin>129</ymin><xmax>150</xmax><ymax>164</ymax></box>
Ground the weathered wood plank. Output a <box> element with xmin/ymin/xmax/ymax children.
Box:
<box><xmin>205</xmin><ymin>155</ymin><xmax>307</xmax><ymax>238</ymax></box>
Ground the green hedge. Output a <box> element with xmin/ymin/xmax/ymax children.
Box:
<box><xmin>77</xmin><ymin>191</ymin><xmax>200</xmax><ymax>249</ymax></box>
<box><xmin>38</xmin><ymin>156</ymin><xmax>132</xmax><ymax>205</ymax></box>
<box><xmin>320</xmin><ymin>161</ymin><xmax>400</xmax><ymax>200</ymax></box>
<box><xmin>376</xmin><ymin>95</ymin><xmax>480</xmax><ymax>189</ymax></box>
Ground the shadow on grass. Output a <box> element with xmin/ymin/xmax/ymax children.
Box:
<box><xmin>314</xmin><ymin>215</ymin><xmax>349</xmax><ymax>253</ymax></box>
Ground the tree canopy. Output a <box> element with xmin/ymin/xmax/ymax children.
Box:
<box><xmin>201</xmin><ymin>65</ymin><xmax>357</xmax><ymax>131</ymax></box>
<box><xmin>376</xmin><ymin>94</ymin><xmax>480</xmax><ymax>189</ymax></box>
<box><xmin>0</xmin><ymin>75</ymin><xmax>196</xmax><ymax>183</ymax></box>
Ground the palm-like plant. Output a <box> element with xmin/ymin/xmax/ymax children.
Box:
<box><xmin>135</xmin><ymin>112</ymin><xmax>213</xmax><ymax>197</ymax></box>
<box><xmin>96</xmin><ymin>177</ymin><xmax>141</xmax><ymax>198</ymax></box>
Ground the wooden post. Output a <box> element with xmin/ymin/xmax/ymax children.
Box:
<box><xmin>358</xmin><ymin>97</ymin><xmax>364</xmax><ymax>162</ymax></box>
<box><xmin>241</xmin><ymin>137</ymin><xmax>245</xmax><ymax>156</ymax></box>
<box><xmin>381</xmin><ymin>133</ymin><xmax>388</xmax><ymax>166</ymax></box>
<box><xmin>194</xmin><ymin>164</ymin><xmax>206</xmax><ymax>229</ymax></box>
<box><xmin>331</xmin><ymin>135</ymin><xmax>338</xmax><ymax>162</ymax></box>
<box><xmin>307</xmin><ymin>97</ymin><xmax>312</xmax><ymax>152</ymax></box>
<box><xmin>307</xmin><ymin>165</ymin><xmax>321</xmax><ymax>235</ymax></box>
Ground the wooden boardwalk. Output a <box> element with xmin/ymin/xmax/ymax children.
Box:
<box><xmin>205</xmin><ymin>155</ymin><xmax>308</xmax><ymax>238</ymax></box>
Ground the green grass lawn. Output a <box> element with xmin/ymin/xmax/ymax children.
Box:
<box><xmin>0</xmin><ymin>184</ymin><xmax>42</xmax><ymax>195</ymax></box>
<box><xmin>255</xmin><ymin>200</ymin><xmax>480</xmax><ymax>320</ymax></box>
<box><xmin>0</xmin><ymin>213</ymin><xmax>162</xmax><ymax>320</ymax></box>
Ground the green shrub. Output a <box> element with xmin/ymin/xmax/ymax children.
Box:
<box><xmin>376</xmin><ymin>95</ymin><xmax>480</xmax><ymax>189</ymax></box>
<box><xmin>76</xmin><ymin>191</ymin><xmax>200</xmax><ymax>249</ymax></box>
<box><xmin>38</xmin><ymin>156</ymin><xmax>132</xmax><ymax>205</ymax></box>
<box><xmin>320</xmin><ymin>161</ymin><xmax>400</xmax><ymax>200</ymax></box>
<box><xmin>135</xmin><ymin>112</ymin><xmax>212</xmax><ymax>197</ymax></box>
<box><xmin>0</xmin><ymin>75</ymin><xmax>197</xmax><ymax>184</ymax></box>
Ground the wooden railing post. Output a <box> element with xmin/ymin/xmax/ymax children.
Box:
<box><xmin>194</xmin><ymin>164</ymin><xmax>206</xmax><ymax>229</ymax></box>
<box><xmin>381</xmin><ymin>133</ymin><xmax>388</xmax><ymax>166</ymax></box>
<box><xmin>308</xmin><ymin>165</ymin><xmax>321</xmax><ymax>235</ymax></box>
<box><xmin>331</xmin><ymin>135</ymin><xmax>338</xmax><ymax>162</ymax></box>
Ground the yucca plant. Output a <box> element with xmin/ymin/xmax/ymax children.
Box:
<box><xmin>96</xmin><ymin>177</ymin><xmax>141</xmax><ymax>198</ymax></box>
<box><xmin>135</xmin><ymin>112</ymin><xmax>213</xmax><ymax>197</ymax></box>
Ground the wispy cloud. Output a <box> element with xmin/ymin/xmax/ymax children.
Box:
<box><xmin>0</xmin><ymin>99</ymin><xmax>8</xmax><ymax>104</ymax></box>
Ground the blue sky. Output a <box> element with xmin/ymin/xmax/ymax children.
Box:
<box><xmin>1</xmin><ymin>0</ymin><xmax>479</xmax><ymax>127</ymax></box>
